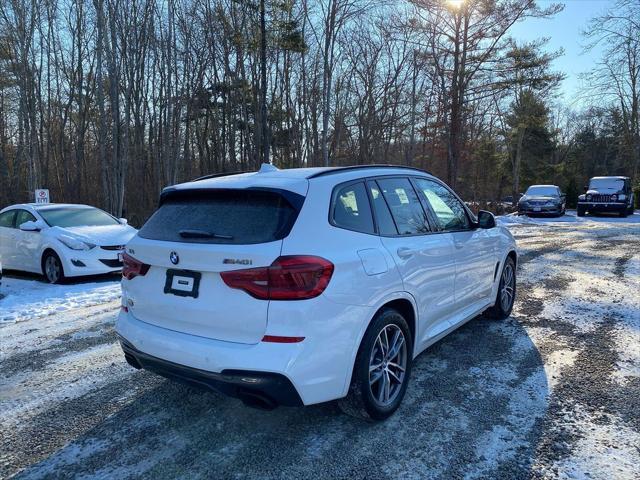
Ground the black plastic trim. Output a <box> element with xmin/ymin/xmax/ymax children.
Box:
<box><xmin>118</xmin><ymin>337</ymin><xmax>304</xmax><ymax>407</ymax></box>
<box><xmin>164</xmin><ymin>269</ymin><xmax>202</xmax><ymax>298</ymax></box>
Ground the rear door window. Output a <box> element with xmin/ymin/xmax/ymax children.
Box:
<box><xmin>139</xmin><ymin>189</ymin><xmax>300</xmax><ymax>244</ymax></box>
<box><xmin>375</xmin><ymin>178</ymin><xmax>430</xmax><ymax>235</ymax></box>
<box><xmin>368</xmin><ymin>181</ymin><xmax>398</xmax><ymax>235</ymax></box>
<box><xmin>331</xmin><ymin>182</ymin><xmax>375</xmax><ymax>234</ymax></box>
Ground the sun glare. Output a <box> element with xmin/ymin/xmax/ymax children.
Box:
<box><xmin>446</xmin><ymin>0</ymin><xmax>465</xmax><ymax>8</ymax></box>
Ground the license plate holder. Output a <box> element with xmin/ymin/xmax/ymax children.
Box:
<box><xmin>533</xmin><ymin>207</ymin><xmax>541</xmax><ymax>212</ymax></box>
<box><xmin>164</xmin><ymin>269</ymin><xmax>202</xmax><ymax>298</ymax></box>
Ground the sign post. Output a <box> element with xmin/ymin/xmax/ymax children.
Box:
<box><xmin>35</xmin><ymin>189</ymin><xmax>50</xmax><ymax>204</ymax></box>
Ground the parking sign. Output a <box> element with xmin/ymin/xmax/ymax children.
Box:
<box><xmin>35</xmin><ymin>189</ymin><xmax>50</xmax><ymax>204</ymax></box>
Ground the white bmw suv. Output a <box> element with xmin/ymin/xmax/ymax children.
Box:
<box><xmin>117</xmin><ymin>165</ymin><xmax>517</xmax><ymax>420</ymax></box>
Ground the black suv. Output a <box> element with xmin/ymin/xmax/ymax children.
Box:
<box><xmin>577</xmin><ymin>176</ymin><xmax>635</xmax><ymax>217</ymax></box>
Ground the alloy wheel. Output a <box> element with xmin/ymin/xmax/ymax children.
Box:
<box><xmin>500</xmin><ymin>262</ymin><xmax>515</xmax><ymax>311</ymax></box>
<box><xmin>368</xmin><ymin>324</ymin><xmax>408</xmax><ymax>407</ymax></box>
<box><xmin>45</xmin><ymin>256</ymin><xmax>61</xmax><ymax>283</ymax></box>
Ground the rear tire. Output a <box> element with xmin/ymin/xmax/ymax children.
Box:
<box><xmin>576</xmin><ymin>206</ymin><xmax>586</xmax><ymax>217</ymax></box>
<box><xmin>338</xmin><ymin>308</ymin><xmax>413</xmax><ymax>421</ymax></box>
<box><xmin>485</xmin><ymin>256</ymin><xmax>516</xmax><ymax>320</ymax></box>
<box><xmin>43</xmin><ymin>251</ymin><xmax>65</xmax><ymax>284</ymax></box>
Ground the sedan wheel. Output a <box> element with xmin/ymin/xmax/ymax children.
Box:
<box><xmin>44</xmin><ymin>253</ymin><xmax>64</xmax><ymax>284</ymax></box>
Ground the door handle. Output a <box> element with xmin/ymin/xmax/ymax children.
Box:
<box><xmin>397</xmin><ymin>247</ymin><xmax>416</xmax><ymax>258</ymax></box>
<box><xmin>454</xmin><ymin>242</ymin><xmax>464</xmax><ymax>250</ymax></box>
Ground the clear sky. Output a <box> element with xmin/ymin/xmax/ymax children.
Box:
<box><xmin>509</xmin><ymin>0</ymin><xmax>613</xmax><ymax>106</ymax></box>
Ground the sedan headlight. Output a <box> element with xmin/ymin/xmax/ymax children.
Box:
<box><xmin>611</xmin><ymin>194</ymin><xmax>618</xmax><ymax>202</ymax></box>
<box><xmin>586</xmin><ymin>194</ymin><xmax>592</xmax><ymax>201</ymax></box>
<box><xmin>58</xmin><ymin>235</ymin><xmax>96</xmax><ymax>251</ymax></box>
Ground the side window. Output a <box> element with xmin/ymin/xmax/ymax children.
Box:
<box><xmin>376</xmin><ymin>178</ymin><xmax>430</xmax><ymax>235</ymax></box>
<box><xmin>15</xmin><ymin>210</ymin><xmax>37</xmax><ymax>228</ymax></box>
<box><xmin>414</xmin><ymin>178</ymin><xmax>470</xmax><ymax>231</ymax></box>
<box><xmin>0</xmin><ymin>210</ymin><xmax>16</xmax><ymax>228</ymax></box>
<box><xmin>368</xmin><ymin>181</ymin><xmax>398</xmax><ymax>235</ymax></box>
<box><xmin>332</xmin><ymin>182</ymin><xmax>375</xmax><ymax>234</ymax></box>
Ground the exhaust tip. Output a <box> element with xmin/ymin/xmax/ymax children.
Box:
<box><xmin>238</xmin><ymin>390</ymin><xmax>278</xmax><ymax>410</ymax></box>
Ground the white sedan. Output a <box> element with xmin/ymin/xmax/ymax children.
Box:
<box><xmin>0</xmin><ymin>203</ymin><xmax>137</xmax><ymax>283</ymax></box>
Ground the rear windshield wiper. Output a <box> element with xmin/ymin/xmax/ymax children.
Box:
<box><xmin>179</xmin><ymin>229</ymin><xmax>233</xmax><ymax>240</ymax></box>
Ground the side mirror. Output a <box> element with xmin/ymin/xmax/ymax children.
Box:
<box><xmin>20</xmin><ymin>220</ymin><xmax>44</xmax><ymax>232</ymax></box>
<box><xmin>477</xmin><ymin>210</ymin><xmax>496</xmax><ymax>229</ymax></box>
<box><xmin>119</xmin><ymin>218</ymin><xmax>128</xmax><ymax>225</ymax></box>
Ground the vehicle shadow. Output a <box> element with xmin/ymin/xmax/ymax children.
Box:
<box><xmin>15</xmin><ymin>316</ymin><xmax>549</xmax><ymax>480</ymax></box>
<box><xmin>2</xmin><ymin>269</ymin><xmax>120</xmax><ymax>285</ymax></box>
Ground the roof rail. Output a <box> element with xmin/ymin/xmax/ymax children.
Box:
<box><xmin>192</xmin><ymin>170</ymin><xmax>249</xmax><ymax>182</ymax></box>
<box><xmin>307</xmin><ymin>164</ymin><xmax>432</xmax><ymax>179</ymax></box>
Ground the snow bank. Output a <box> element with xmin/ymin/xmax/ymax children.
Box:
<box><xmin>0</xmin><ymin>276</ymin><xmax>121</xmax><ymax>323</ymax></box>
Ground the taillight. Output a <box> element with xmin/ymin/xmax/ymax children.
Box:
<box><xmin>122</xmin><ymin>253</ymin><xmax>150</xmax><ymax>280</ymax></box>
<box><xmin>221</xmin><ymin>255</ymin><xmax>334</xmax><ymax>300</ymax></box>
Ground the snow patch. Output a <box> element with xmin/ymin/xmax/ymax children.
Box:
<box><xmin>543</xmin><ymin>408</ymin><xmax>640</xmax><ymax>480</ymax></box>
<box><xmin>0</xmin><ymin>276</ymin><xmax>120</xmax><ymax>323</ymax></box>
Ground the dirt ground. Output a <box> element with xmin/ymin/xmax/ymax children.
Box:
<box><xmin>1</xmin><ymin>215</ymin><xmax>639</xmax><ymax>479</ymax></box>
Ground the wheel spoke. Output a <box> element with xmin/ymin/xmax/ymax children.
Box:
<box><xmin>377</xmin><ymin>372</ymin><xmax>387</xmax><ymax>403</ymax></box>
<box><xmin>383</xmin><ymin>371</ymin><xmax>391</xmax><ymax>402</ymax></box>
<box><xmin>376</xmin><ymin>335</ymin><xmax>385</xmax><ymax>357</ymax></box>
<box><xmin>388</xmin><ymin>332</ymin><xmax>404</xmax><ymax>361</ymax></box>
<box><xmin>388</xmin><ymin>361</ymin><xmax>405</xmax><ymax>373</ymax></box>
<box><xmin>382</xmin><ymin>327</ymin><xmax>390</xmax><ymax>356</ymax></box>
<box><xmin>369</xmin><ymin>362</ymin><xmax>383</xmax><ymax>373</ymax></box>
<box><xmin>387</xmin><ymin>368</ymin><xmax>402</xmax><ymax>384</ymax></box>
<box><xmin>370</xmin><ymin>369</ymin><xmax>383</xmax><ymax>385</ymax></box>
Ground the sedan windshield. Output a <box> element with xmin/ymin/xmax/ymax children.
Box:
<box><xmin>589</xmin><ymin>178</ymin><xmax>624</xmax><ymax>191</ymax></box>
<box><xmin>526</xmin><ymin>186</ymin><xmax>558</xmax><ymax>197</ymax></box>
<box><xmin>39</xmin><ymin>207</ymin><xmax>119</xmax><ymax>228</ymax></box>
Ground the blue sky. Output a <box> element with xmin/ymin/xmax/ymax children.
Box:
<box><xmin>509</xmin><ymin>0</ymin><xmax>613</xmax><ymax>106</ymax></box>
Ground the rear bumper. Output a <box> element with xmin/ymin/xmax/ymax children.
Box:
<box><xmin>115</xmin><ymin>298</ymin><xmax>373</xmax><ymax>406</ymax></box>
<box><xmin>119</xmin><ymin>336</ymin><xmax>303</xmax><ymax>407</ymax></box>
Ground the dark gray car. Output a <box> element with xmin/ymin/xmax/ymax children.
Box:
<box><xmin>518</xmin><ymin>185</ymin><xmax>566</xmax><ymax>217</ymax></box>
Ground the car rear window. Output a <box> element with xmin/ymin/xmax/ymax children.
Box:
<box><xmin>138</xmin><ymin>189</ymin><xmax>300</xmax><ymax>244</ymax></box>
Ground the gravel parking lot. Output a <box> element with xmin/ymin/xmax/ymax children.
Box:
<box><xmin>1</xmin><ymin>213</ymin><xmax>639</xmax><ymax>479</ymax></box>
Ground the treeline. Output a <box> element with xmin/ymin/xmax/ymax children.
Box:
<box><xmin>0</xmin><ymin>0</ymin><xmax>638</xmax><ymax>224</ymax></box>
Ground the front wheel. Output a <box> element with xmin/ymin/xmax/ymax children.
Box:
<box><xmin>339</xmin><ymin>308</ymin><xmax>413</xmax><ymax>421</ymax></box>
<box><xmin>485</xmin><ymin>256</ymin><xmax>516</xmax><ymax>320</ymax></box>
<box><xmin>43</xmin><ymin>251</ymin><xmax>65</xmax><ymax>284</ymax></box>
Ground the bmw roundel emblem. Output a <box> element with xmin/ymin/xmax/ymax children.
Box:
<box><xmin>170</xmin><ymin>251</ymin><xmax>179</xmax><ymax>265</ymax></box>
